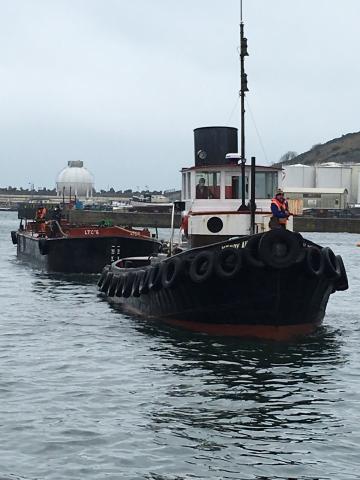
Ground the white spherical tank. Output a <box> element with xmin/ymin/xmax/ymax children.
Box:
<box><xmin>315</xmin><ymin>164</ymin><xmax>351</xmax><ymax>192</ymax></box>
<box><xmin>56</xmin><ymin>160</ymin><xmax>94</xmax><ymax>198</ymax></box>
<box><xmin>282</xmin><ymin>164</ymin><xmax>315</xmax><ymax>188</ymax></box>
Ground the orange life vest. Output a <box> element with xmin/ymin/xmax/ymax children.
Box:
<box><xmin>36</xmin><ymin>207</ymin><xmax>47</xmax><ymax>220</ymax></box>
<box><xmin>271</xmin><ymin>197</ymin><xmax>288</xmax><ymax>225</ymax></box>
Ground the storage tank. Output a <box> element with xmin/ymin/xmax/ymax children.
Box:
<box><xmin>283</xmin><ymin>164</ymin><xmax>315</xmax><ymax>188</ymax></box>
<box><xmin>315</xmin><ymin>164</ymin><xmax>351</xmax><ymax>193</ymax></box>
<box><xmin>194</xmin><ymin>126</ymin><xmax>238</xmax><ymax>167</ymax></box>
<box><xmin>349</xmin><ymin>164</ymin><xmax>360</xmax><ymax>205</ymax></box>
<box><xmin>56</xmin><ymin>160</ymin><xmax>94</xmax><ymax>198</ymax></box>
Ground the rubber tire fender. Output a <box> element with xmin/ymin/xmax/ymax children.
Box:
<box><xmin>305</xmin><ymin>246</ymin><xmax>324</xmax><ymax>277</ymax></box>
<box><xmin>334</xmin><ymin>255</ymin><xmax>349</xmax><ymax>291</ymax></box>
<box><xmin>161</xmin><ymin>257</ymin><xmax>183</xmax><ymax>289</ymax></box>
<box><xmin>258</xmin><ymin>229</ymin><xmax>301</xmax><ymax>269</ymax></box>
<box><xmin>139</xmin><ymin>268</ymin><xmax>152</xmax><ymax>295</ymax></box>
<box><xmin>100</xmin><ymin>272</ymin><xmax>113</xmax><ymax>293</ymax></box>
<box><xmin>214</xmin><ymin>247</ymin><xmax>243</xmax><ymax>280</ymax></box>
<box><xmin>122</xmin><ymin>272</ymin><xmax>135</xmax><ymax>298</ymax></box>
<box><xmin>115</xmin><ymin>275</ymin><xmax>125</xmax><ymax>297</ymax></box>
<box><xmin>189</xmin><ymin>250</ymin><xmax>215</xmax><ymax>283</ymax></box>
<box><xmin>243</xmin><ymin>235</ymin><xmax>265</xmax><ymax>268</ymax></box>
<box><xmin>131</xmin><ymin>270</ymin><xmax>145</xmax><ymax>297</ymax></box>
<box><xmin>11</xmin><ymin>231</ymin><xmax>18</xmax><ymax>245</ymax></box>
<box><xmin>97</xmin><ymin>267</ymin><xmax>109</xmax><ymax>288</ymax></box>
<box><xmin>293</xmin><ymin>232</ymin><xmax>306</xmax><ymax>264</ymax></box>
<box><xmin>107</xmin><ymin>275</ymin><xmax>118</xmax><ymax>297</ymax></box>
<box><xmin>38</xmin><ymin>239</ymin><xmax>49</xmax><ymax>255</ymax></box>
<box><xmin>148</xmin><ymin>263</ymin><xmax>164</xmax><ymax>291</ymax></box>
<box><xmin>321</xmin><ymin>247</ymin><xmax>341</xmax><ymax>280</ymax></box>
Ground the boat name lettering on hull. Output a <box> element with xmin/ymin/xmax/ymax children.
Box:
<box><xmin>221</xmin><ymin>243</ymin><xmax>246</xmax><ymax>249</ymax></box>
<box><xmin>84</xmin><ymin>229</ymin><xmax>100</xmax><ymax>235</ymax></box>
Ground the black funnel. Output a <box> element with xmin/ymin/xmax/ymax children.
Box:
<box><xmin>194</xmin><ymin>126</ymin><xmax>238</xmax><ymax>167</ymax></box>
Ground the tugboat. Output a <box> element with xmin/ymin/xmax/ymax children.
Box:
<box><xmin>11</xmin><ymin>205</ymin><xmax>162</xmax><ymax>273</ymax></box>
<box><xmin>97</xmin><ymin>10</ymin><xmax>348</xmax><ymax>340</ymax></box>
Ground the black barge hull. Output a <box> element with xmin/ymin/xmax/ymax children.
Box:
<box><xmin>16</xmin><ymin>233</ymin><xmax>161</xmax><ymax>273</ymax></box>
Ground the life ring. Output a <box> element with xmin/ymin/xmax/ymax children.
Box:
<box><xmin>189</xmin><ymin>250</ymin><xmax>214</xmax><ymax>283</ymax></box>
<box><xmin>107</xmin><ymin>275</ymin><xmax>118</xmax><ymax>297</ymax></box>
<box><xmin>148</xmin><ymin>263</ymin><xmax>164</xmax><ymax>291</ymax></box>
<box><xmin>305</xmin><ymin>246</ymin><xmax>324</xmax><ymax>277</ymax></box>
<box><xmin>214</xmin><ymin>247</ymin><xmax>242</xmax><ymax>279</ymax></box>
<box><xmin>162</xmin><ymin>257</ymin><xmax>183</xmax><ymax>289</ymax></box>
<box><xmin>180</xmin><ymin>213</ymin><xmax>189</xmax><ymax>238</ymax></box>
<box><xmin>11</xmin><ymin>231</ymin><xmax>18</xmax><ymax>245</ymax></box>
<box><xmin>321</xmin><ymin>247</ymin><xmax>341</xmax><ymax>280</ymax></box>
<box><xmin>334</xmin><ymin>255</ymin><xmax>349</xmax><ymax>291</ymax></box>
<box><xmin>122</xmin><ymin>272</ymin><xmax>135</xmax><ymax>298</ymax></box>
<box><xmin>243</xmin><ymin>235</ymin><xmax>265</xmax><ymax>268</ymax></box>
<box><xmin>38</xmin><ymin>239</ymin><xmax>49</xmax><ymax>255</ymax></box>
<box><xmin>258</xmin><ymin>229</ymin><xmax>300</xmax><ymax>269</ymax></box>
<box><xmin>139</xmin><ymin>268</ymin><xmax>151</xmax><ymax>294</ymax></box>
<box><xmin>131</xmin><ymin>270</ymin><xmax>145</xmax><ymax>297</ymax></box>
<box><xmin>100</xmin><ymin>272</ymin><xmax>113</xmax><ymax>292</ymax></box>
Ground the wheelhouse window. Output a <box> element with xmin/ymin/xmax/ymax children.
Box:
<box><xmin>195</xmin><ymin>172</ymin><xmax>220</xmax><ymax>199</ymax></box>
<box><xmin>255</xmin><ymin>171</ymin><xmax>278</xmax><ymax>199</ymax></box>
<box><xmin>225</xmin><ymin>174</ymin><xmax>249</xmax><ymax>199</ymax></box>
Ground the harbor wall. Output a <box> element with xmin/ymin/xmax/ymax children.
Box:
<box><xmin>16</xmin><ymin>204</ymin><xmax>360</xmax><ymax>233</ymax></box>
<box><xmin>67</xmin><ymin>210</ymin><xmax>181</xmax><ymax>228</ymax></box>
<box><xmin>294</xmin><ymin>216</ymin><xmax>360</xmax><ymax>233</ymax></box>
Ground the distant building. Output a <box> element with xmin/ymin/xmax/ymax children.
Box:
<box><xmin>56</xmin><ymin>160</ymin><xmax>94</xmax><ymax>199</ymax></box>
<box><xmin>283</xmin><ymin>187</ymin><xmax>348</xmax><ymax>210</ymax></box>
<box><xmin>282</xmin><ymin>163</ymin><xmax>360</xmax><ymax>206</ymax></box>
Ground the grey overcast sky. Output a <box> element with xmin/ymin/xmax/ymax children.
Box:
<box><xmin>1</xmin><ymin>0</ymin><xmax>360</xmax><ymax>191</ymax></box>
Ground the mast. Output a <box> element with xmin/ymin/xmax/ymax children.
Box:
<box><xmin>238</xmin><ymin>0</ymin><xmax>249</xmax><ymax>211</ymax></box>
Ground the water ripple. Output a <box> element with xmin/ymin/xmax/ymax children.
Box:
<box><xmin>0</xmin><ymin>213</ymin><xmax>360</xmax><ymax>479</ymax></box>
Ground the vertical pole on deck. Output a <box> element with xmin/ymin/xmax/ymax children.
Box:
<box><xmin>238</xmin><ymin>0</ymin><xmax>249</xmax><ymax>211</ymax></box>
<box><xmin>169</xmin><ymin>203</ymin><xmax>175</xmax><ymax>256</ymax></box>
<box><xmin>250</xmin><ymin>156</ymin><xmax>256</xmax><ymax>234</ymax></box>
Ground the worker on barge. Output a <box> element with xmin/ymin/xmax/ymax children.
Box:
<box><xmin>35</xmin><ymin>205</ymin><xmax>47</xmax><ymax>235</ymax></box>
<box><xmin>49</xmin><ymin>205</ymin><xmax>63</xmax><ymax>237</ymax></box>
<box><xmin>269</xmin><ymin>188</ymin><xmax>291</xmax><ymax>229</ymax></box>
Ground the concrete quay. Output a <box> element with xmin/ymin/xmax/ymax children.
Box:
<box><xmin>67</xmin><ymin>209</ymin><xmax>181</xmax><ymax>229</ymax></box>
<box><xmin>294</xmin><ymin>216</ymin><xmax>360</xmax><ymax>233</ymax></box>
<box><xmin>15</xmin><ymin>202</ymin><xmax>360</xmax><ymax>233</ymax></box>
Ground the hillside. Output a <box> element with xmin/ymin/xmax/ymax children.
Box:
<box><xmin>272</xmin><ymin>131</ymin><xmax>360</xmax><ymax>167</ymax></box>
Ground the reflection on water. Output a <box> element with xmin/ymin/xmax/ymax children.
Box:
<box><xmin>128</xmin><ymin>320</ymin><xmax>350</xmax><ymax>479</ymax></box>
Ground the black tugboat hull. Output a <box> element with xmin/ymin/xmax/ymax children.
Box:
<box><xmin>98</xmin><ymin>231</ymin><xmax>348</xmax><ymax>340</ymax></box>
<box><xmin>16</xmin><ymin>234</ymin><xmax>161</xmax><ymax>273</ymax></box>
<box><xmin>105</xmin><ymin>266</ymin><xmax>332</xmax><ymax>339</ymax></box>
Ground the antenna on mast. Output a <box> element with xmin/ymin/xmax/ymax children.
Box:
<box><xmin>238</xmin><ymin>0</ymin><xmax>249</xmax><ymax>211</ymax></box>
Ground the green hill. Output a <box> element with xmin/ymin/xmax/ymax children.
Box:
<box><xmin>273</xmin><ymin>131</ymin><xmax>360</xmax><ymax>167</ymax></box>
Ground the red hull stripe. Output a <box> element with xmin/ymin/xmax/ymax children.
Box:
<box><xmin>162</xmin><ymin>319</ymin><xmax>321</xmax><ymax>341</ymax></box>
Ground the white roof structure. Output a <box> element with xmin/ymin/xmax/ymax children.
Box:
<box><xmin>284</xmin><ymin>187</ymin><xmax>348</xmax><ymax>194</ymax></box>
<box><xmin>319</xmin><ymin>162</ymin><xmax>343</xmax><ymax>167</ymax></box>
<box><xmin>56</xmin><ymin>160</ymin><xmax>94</xmax><ymax>198</ymax></box>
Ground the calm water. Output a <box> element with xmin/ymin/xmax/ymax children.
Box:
<box><xmin>1</xmin><ymin>211</ymin><xmax>360</xmax><ymax>480</ymax></box>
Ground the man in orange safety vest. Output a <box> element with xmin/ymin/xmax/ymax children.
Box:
<box><xmin>269</xmin><ymin>188</ymin><xmax>291</xmax><ymax>229</ymax></box>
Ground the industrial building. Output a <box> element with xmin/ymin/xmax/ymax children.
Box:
<box><xmin>282</xmin><ymin>163</ymin><xmax>360</xmax><ymax>207</ymax></box>
<box><xmin>283</xmin><ymin>187</ymin><xmax>348</xmax><ymax>210</ymax></box>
